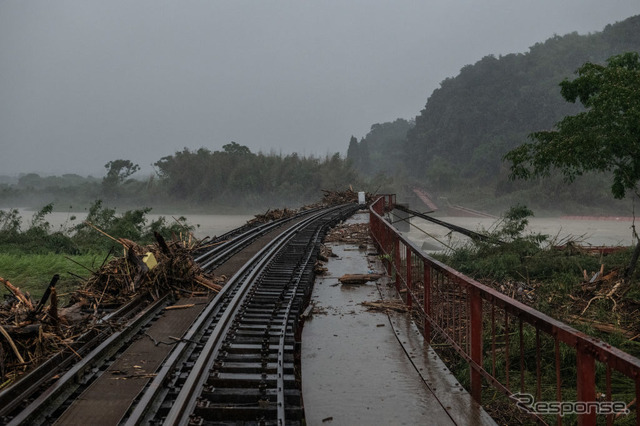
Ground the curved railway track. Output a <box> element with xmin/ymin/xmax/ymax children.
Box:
<box><xmin>0</xmin><ymin>203</ymin><xmax>358</xmax><ymax>425</ymax></box>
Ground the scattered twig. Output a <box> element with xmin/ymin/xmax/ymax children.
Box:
<box><xmin>0</xmin><ymin>325</ymin><xmax>25</xmax><ymax>365</ymax></box>
<box><xmin>164</xmin><ymin>304</ymin><xmax>195</xmax><ymax>310</ymax></box>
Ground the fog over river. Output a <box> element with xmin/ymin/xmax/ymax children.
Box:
<box><xmin>17</xmin><ymin>209</ymin><xmax>638</xmax><ymax>251</ymax></box>
<box><xmin>17</xmin><ymin>209</ymin><xmax>254</xmax><ymax>241</ymax></box>
<box><xmin>403</xmin><ymin>216</ymin><xmax>637</xmax><ymax>253</ymax></box>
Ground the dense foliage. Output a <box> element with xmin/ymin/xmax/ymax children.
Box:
<box><xmin>436</xmin><ymin>206</ymin><xmax>634</xmax><ymax>311</ymax></box>
<box><xmin>153</xmin><ymin>142</ymin><xmax>358</xmax><ymax>209</ymax></box>
<box><xmin>347</xmin><ymin>119</ymin><xmax>413</xmax><ymax>178</ymax></box>
<box><xmin>0</xmin><ymin>144</ymin><xmax>359</xmax><ymax>212</ymax></box>
<box><xmin>0</xmin><ymin>203</ymin><xmax>195</xmax><ymax>299</ymax></box>
<box><xmin>347</xmin><ymin>15</ymin><xmax>640</xmax><ymax>211</ymax></box>
<box><xmin>505</xmin><ymin>52</ymin><xmax>640</xmax><ymax>200</ymax></box>
<box><xmin>0</xmin><ymin>202</ymin><xmax>192</xmax><ymax>254</ymax></box>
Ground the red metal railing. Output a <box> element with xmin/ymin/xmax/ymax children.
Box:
<box><xmin>369</xmin><ymin>196</ymin><xmax>640</xmax><ymax>426</ymax></box>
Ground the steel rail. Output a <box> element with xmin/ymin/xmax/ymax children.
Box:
<box><xmin>195</xmin><ymin>216</ymin><xmax>292</xmax><ymax>271</ymax></box>
<box><xmin>5</xmin><ymin>293</ymin><xmax>170</xmax><ymax>425</ymax></box>
<box><xmin>162</xmin><ymin>206</ymin><xmax>342</xmax><ymax>425</ymax></box>
<box><xmin>0</xmin><ymin>291</ymin><xmax>155</xmax><ymax>421</ymax></box>
<box><xmin>275</xmin><ymin>222</ymin><xmax>325</xmax><ymax>424</ymax></box>
<box><xmin>1</xmin><ymin>209</ymin><xmax>324</xmax><ymax>424</ymax></box>
<box><xmin>194</xmin><ymin>207</ymin><xmax>322</xmax><ymax>271</ymax></box>
<box><xmin>124</xmin><ymin>226</ymin><xmax>290</xmax><ymax>425</ymax></box>
<box><xmin>123</xmin><ymin>206</ymin><xmax>344</xmax><ymax>425</ymax></box>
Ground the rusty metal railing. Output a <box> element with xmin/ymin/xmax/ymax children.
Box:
<box><xmin>369</xmin><ymin>195</ymin><xmax>640</xmax><ymax>426</ymax></box>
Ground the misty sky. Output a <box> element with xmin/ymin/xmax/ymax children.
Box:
<box><xmin>1</xmin><ymin>1</ymin><xmax>639</xmax><ymax>177</ymax></box>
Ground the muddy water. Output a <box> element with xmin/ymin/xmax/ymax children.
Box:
<box><xmin>15</xmin><ymin>209</ymin><xmax>254</xmax><ymax>240</ymax></box>
<box><xmin>16</xmin><ymin>208</ymin><xmax>635</xmax><ymax>248</ymax></box>
<box><xmin>405</xmin><ymin>216</ymin><xmax>636</xmax><ymax>252</ymax></box>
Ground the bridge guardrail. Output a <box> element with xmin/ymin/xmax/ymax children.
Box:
<box><xmin>369</xmin><ymin>195</ymin><xmax>640</xmax><ymax>426</ymax></box>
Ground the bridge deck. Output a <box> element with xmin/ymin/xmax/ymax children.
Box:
<box><xmin>301</xmin><ymin>212</ymin><xmax>496</xmax><ymax>425</ymax></box>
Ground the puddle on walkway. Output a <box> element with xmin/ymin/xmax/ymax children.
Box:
<box><xmin>301</xmin><ymin>213</ymin><xmax>455</xmax><ymax>426</ymax></box>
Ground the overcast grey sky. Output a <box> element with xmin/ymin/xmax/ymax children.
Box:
<box><xmin>1</xmin><ymin>1</ymin><xmax>639</xmax><ymax>176</ymax></box>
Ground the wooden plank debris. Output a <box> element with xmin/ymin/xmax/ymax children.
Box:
<box><xmin>338</xmin><ymin>274</ymin><xmax>382</xmax><ymax>285</ymax></box>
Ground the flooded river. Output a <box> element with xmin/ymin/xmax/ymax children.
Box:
<box><xmin>15</xmin><ymin>208</ymin><xmax>637</xmax><ymax>249</ymax></box>
<box><xmin>403</xmin><ymin>215</ymin><xmax>637</xmax><ymax>253</ymax></box>
<box><xmin>15</xmin><ymin>209</ymin><xmax>254</xmax><ymax>240</ymax></box>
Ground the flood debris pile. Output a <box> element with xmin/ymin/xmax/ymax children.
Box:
<box><xmin>0</xmin><ymin>231</ymin><xmax>222</xmax><ymax>388</ymax></box>
<box><xmin>324</xmin><ymin>222</ymin><xmax>369</xmax><ymax>246</ymax></box>
<box><xmin>247</xmin><ymin>189</ymin><xmax>375</xmax><ymax>227</ymax></box>
<box><xmin>565</xmin><ymin>265</ymin><xmax>640</xmax><ymax>338</ymax></box>
<box><xmin>1</xmin><ymin>275</ymin><xmax>84</xmax><ymax>389</ymax></box>
<box><xmin>314</xmin><ymin>216</ymin><xmax>373</xmax><ymax>277</ymax></box>
<box><xmin>321</xmin><ymin>188</ymin><xmax>373</xmax><ymax>206</ymax></box>
<box><xmin>72</xmin><ymin>232</ymin><xmax>222</xmax><ymax>307</ymax></box>
<box><xmin>313</xmin><ymin>245</ymin><xmax>335</xmax><ymax>275</ymax></box>
<box><xmin>246</xmin><ymin>208</ymin><xmax>299</xmax><ymax>225</ymax></box>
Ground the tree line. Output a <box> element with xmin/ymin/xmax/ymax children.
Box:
<box><xmin>0</xmin><ymin>143</ymin><xmax>359</xmax><ymax>212</ymax></box>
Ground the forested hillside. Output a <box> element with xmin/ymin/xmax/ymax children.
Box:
<box><xmin>347</xmin><ymin>15</ymin><xmax>640</xmax><ymax>210</ymax></box>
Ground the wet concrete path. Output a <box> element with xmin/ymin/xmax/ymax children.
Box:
<box><xmin>301</xmin><ymin>212</ymin><xmax>495</xmax><ymax>426</ymax></box>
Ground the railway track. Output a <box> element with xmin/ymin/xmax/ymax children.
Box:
<box><xmin>0</xmin><ymin>203</ymin><xmax>358</xmax><ymax>425</ymax></box>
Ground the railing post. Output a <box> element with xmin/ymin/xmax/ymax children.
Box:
<box><xmin>383</xmin><ymin>226</ymin><xmax>392</xmax><ymax>277</ymax></box>
<box><xmin>576</xmin><ymin>344</ymin><xmax>596</xmax><ymax>426</ymax></box>
<box><xmin>470</xmin><ymin>287</ymin><xmax>483</xmax><ymax>403</ymax></box>
<box><xmin>394</xmin><ymin>238</ymin><xmax>401</xmax><ymax>292</ymax></box>
<box><xmin>636</xmin><ymin>378</ymin><xmax>640</xmax><ymax>426</ymax></box>
<box><xmin>423</xmin><ymin>260</ymin><xmax>431</xmax><ymax>343</ymax></box>
<box><xmin>406</xmin><ymin>249</ymin><xmax>412</xmax><ymax>309</ymax></box>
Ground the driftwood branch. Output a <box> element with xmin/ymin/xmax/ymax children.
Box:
<box><xmin>0</xmin><ymin>276</ymin><xmax>34</xmax><ymax>311</ymax></box>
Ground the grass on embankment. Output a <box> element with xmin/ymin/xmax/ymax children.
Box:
<box><xmin>0</xmin><ymin>253</ymin><xmax>110</xmax><ymax>300</ymax></box>
<box><xmin>1</xmin><ymin>201</ymin><xmax>195</xmax><ymax>300</ymax></box>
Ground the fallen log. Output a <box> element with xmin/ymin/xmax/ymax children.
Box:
<box><xmin>2</xmin><ymin>324</ymin><xmax>42</xmax><ymax>336</ymax></box>
<box><xmin>567</xmin><ymin>315</ymin><xmax>635</xmax><ymax>338</ymax></box>
<box><xmin>361</xmin><ymin>300</ymin><xmax>409</xmax><ymax>313</ymax></box>
<box><xmin>338</xmin><ymin>274</ymin><xmax>382</xmax><ymax>285</ymax></box>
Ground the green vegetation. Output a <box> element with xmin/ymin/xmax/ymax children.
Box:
<box><xmin>153</xmin><ymin>143</ymin><xmax>358</xmax><ymax>209</ymax></box>
<box><xmin>0</xmin><ymin>203</ymin><xmax>193</xmax><ymax>298</ymax></box>
<box><xmin>0</xmin><ymin>253</ymin><xmax>103</xmax><ymax>300</ymax></box>
<box><xmin>102</xmin><ymin>159</ymin><xmax>141</xmax><ymax>199</ymax></box>
<box><xmin>506</xmin><ymin>52</ymin><xmax>640</xmax><ymax>200</ymax></box>
<box><xmin>436</xmin><ymin>206</ymin><xmax>638</xmax><ymax>360</ymax></box>
<box><xmin>435</xmin><ymin>206</ymin><xmax>639</xmax><ymax>424</ymax></box>
<box><xmin>346</xmin><ymin>15</ymin><xmax>640</xmax><ymax>214</ymax></box>
<box><xmin>453</xmin><ymin>205</ymin><xmax>601</xmax><ymax>280</ymax></box>
<box><xmin>505</xmin><ymin>51</ymin><xmax>640</xmax><ymax>276</ymax></box>
<box><xmin>0</xmin><ymin>145</ymin><xmax>359</xmax><ymax>213</ymax></box>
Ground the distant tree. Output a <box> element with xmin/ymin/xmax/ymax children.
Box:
<box><xmin>353</xmin><ymin>119</ymin><xmax>410</xmax><ymax>176</ymax></box>
<box><xmin>103</xmin><ymin>159</ymin><xmax>140</xmax><ymax>197</ymax></box>
<box><xmin>504</xmin><ymin>52</ymin><xmax>640</xmax><ymax>277</ymax></box>
<box><xmin>222</xmin><ymin>141</ymin><xmax>252</xmax><ymax>155</ymax></box>
<box><xmin>346</xmin><ymin>136</ymin><xmax>359</xmax><ymax>162</ymax></box>
<box><xmin>18</xmin><ymin>173</ymin><xmax>43</xmax><ymax>189</ymax></box>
